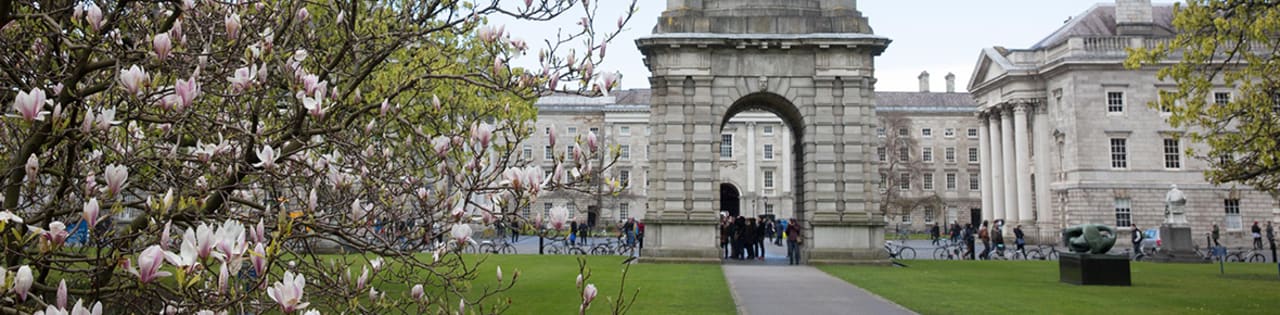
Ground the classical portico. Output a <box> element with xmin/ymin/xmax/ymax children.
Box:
<box><xmin>638</xmin><ymin>0</ymin><xmax>890</xmax><ymax>263</ymax></box>
<box><xmin>977</xmin><ymin>100</ymin><xmax>1051</xmax><ymax>238</ymax></box>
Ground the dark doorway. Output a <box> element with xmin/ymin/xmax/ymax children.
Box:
<box><xmin>587</xmin><ymin>206</ymin><xmax>599</xmax><ymax>228</ymax></box>
<box><xmin>721</xmin><ymin>184</ymin><xmax>741</xmax><ymax>217</ymax></box>
<box><xmin>970</xmin><ymin>208</ymin><xmax>982</xmax><ymax>226</ymax></box>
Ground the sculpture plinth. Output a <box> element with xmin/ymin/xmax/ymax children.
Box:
<box><xmin>1151</xmin><ymin>185</ymin><xmax>1208</xmax><ymax>263</ymax></box>
<box><xmin>1059</xmin><ymin>253</ymin><xmax>1131</xmax><ymax>286</ymax></box>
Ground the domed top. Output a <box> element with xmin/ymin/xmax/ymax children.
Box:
<box><xmin>658</xmin><ymin>0</ymin><xmax>872</xmax><ymax>34</ymax></box>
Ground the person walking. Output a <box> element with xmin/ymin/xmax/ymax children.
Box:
<box><xmin>950</xmin><ymin>222</ymin><xmax>961</xmax><ymax>244</ymax></box>
<box><xmin>721</xmin><ymin>217</ymin><xmax>731</xmax><ymax>259</ymax></box>
<box><xmin>992</xmin><ymin>220</ymin><xmax>1005</xmax><ymax>258</ymax></box>
<box><xmin>1014</xmin><ymin>224</ymin><xmax>1026</xmax><ymax>258</ymax></box>
<box><xmin>637</xmin><ymin>219</ymin><xmax>645</xmax><ymax>249</ymax></box>
<box><xmin>1266</xmin><ymin>221</ymin><xmax>1276</xmax><ymax>262</ymax></box>
<box><xmin>1212</xmin><ymin>223</ymin><xmax>1221</xmax><ymax>247</ymax></box>
<box><xmin>745</xmin><ymin>218</ymin><xmax>759</xmax><ymax>260</ymax></box>
<box><xmin>978</xmin><ymin>221</ymin><xmax>991</xmax><ymax>260</ymax></box>
<box><xmin>1251</xmin><ymin>221</ymin><xmax>1262</xmax><ymax>250</ymax></box>
<box><xmin>569</xmin><ymin>221</ymin><xmax>579</xmax><ymax>246</ymax></box>
<box><xmin>963</xmin><ymin>223</ymin><xmax>976</xmax><ymax>260</ymax></box>
<box><xmin>786</xmin><ymin>218</ymin><xmax>803</xmax><ymax>265</ymax></box>
<box><xmin>776</xmin><ymin>218</ymin><xmax>789</xmax><ymax>246</ymax></box>
<box><xmin>510</xmin><ymin>220</ymin><xmax>520</xmax><ymax>243</ymax></box>
<box><xmin>930</xmin><ymin>224</ymin><xmax>941</xmax><ymax>246</ymax></box>
<box><xmin>755</xmin><ymin>218</ymin><xmax>768</xmax><ymax>260</ymax></box>
<box><xmin>1131</xmin><ymin>225</ymin><xmax>1144</xmax><ymax>258</ymax></box>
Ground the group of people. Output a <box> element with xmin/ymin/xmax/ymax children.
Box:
<box><xmin>928</xmin><ymin>220</ymin><xmax>1025</xmax><ymax>260</ymax></box>
<box><xmin>719</xmin><ymin>215</ymin><xmax>803</xmax><ymax>265</ymax></box>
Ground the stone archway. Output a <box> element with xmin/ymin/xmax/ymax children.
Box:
<box><xmin>720</xmin><ymin>183</ymin><xmax>741</xmax><ymax>217</ymax></box>
<box><xmin>637</xmin><ymin>0</ymin><xmax>891</xmax><ymax>264</ymax></box>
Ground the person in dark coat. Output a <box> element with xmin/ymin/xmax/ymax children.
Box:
<box><xmin>755</xmin><ymin>218</ymin><xmax>768</xmax><ymax>260</ymax></box>
<box><xmin>786</xmin><ymin>219</ymin><xmax>803</xmax><ymax>265</ymax></box>
<box><xmin>963</xmin><ymin>223</ymin><xmax>976</xmax><ymax>260</ymax></box>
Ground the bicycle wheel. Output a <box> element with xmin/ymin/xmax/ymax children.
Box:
<box><xmin>1226</xmin><ymin>253</ymin><xmax>1243</xmax><ymax>262</ymax></box>
<box><xmin>568</xmin><ymin>247</ymin><xmax>587</xmax><ymax>255</ymax></box>
<box><xmin>1248</xmin><ymin>253</ymin><xmax>1266</xmax><ymax>263</ymax></box>
<box><xmin>499</xmin><ymin>244</ymin><xmax>516</xmax><ymax>254</ymax></box>
<box><xmin>478</xmin><ymin>243</ymin><xmax>496</xmax><ymax>254</ymax></box>
<box><xmin>616</xmin><ymin>245</ymin><xmax>635</xmax><ymax>256</ymax></box>
<box><xmin>1045</xmin><ymin>250</ymin><xmax>1058</xmax><ymax>261</ymax></box>
<box><xmin>590</xmin><ymin>246</ymin><xmax>610</xmax><ymax>255</ymax></box>
<box><xmin>933</xmin><ymin>247</ymin><xmax>950</xmax><ymax>260</ymax></box>
<box><xmin>898</xmin><ymin>247</ymin><xmax>916</xmax><ymax>260</ymax></box>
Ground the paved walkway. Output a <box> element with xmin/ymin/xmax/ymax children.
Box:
<box><xmin>723</xmin><ymin>264</ymin><xmax>916</xmax><ymax>315</ymax></box>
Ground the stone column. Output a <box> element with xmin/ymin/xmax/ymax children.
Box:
<box><xmin>747</xmin><ymin>122</ymin><xmax>757</xmax><ymax>193</ymax></box>
<box><xmin>1013</xmin><ymin>103</ymin><xmax>1034</xmax><ymax>227</ymax></box>
<box><xmin>1033</xmin><ymin>102</ymin><xmax>1053</xmax><ymax>238</ymax></box>
<box><xmin>1001</xmin><ymin>105</ymin><xmax>1019</xmax><ymax>224</ymax></box>
<box><xmin>988</xmin><ymin>111</ymin><xmax>1006</xmax><ymax>223</ymax></box>
<box><xmin>978</xmin><ymin>114</ymin><xmax>994</xmax><ymax>223</ymax></box>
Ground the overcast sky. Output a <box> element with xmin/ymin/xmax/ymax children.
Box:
<box><xmin>501</xmin><ymin>1</ymin><xmax>1179</xmax><ymax>93</ymax></box>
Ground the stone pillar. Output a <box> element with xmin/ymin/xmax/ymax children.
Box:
<box><xmin>978</xmin><ymin>114</ymin><xmax>994</xmax><ymax>223</ymax></box>
<box><xmin>1001</xmin><ymin>105</ymin><xmax>1019</xmax><ymax>224</ymax></box>
<box><xmin>1013</xmin><ymin>103</ymin><xmax>1034</xmax><ymax>227</ymax></box>
<box><xmin>1033</xmin><ymin>102</ymin><xmax>1053</xmax><ymax>240</ymax></box>
<box><xmin>747</xmin><ymin>121</ymin><xmax>757</xmax><ymax>193</ymax></box>
<box><xmin>988</xmin><ymin>111</ymin><xmax>1006</xmax><ymax>223</ymax></box>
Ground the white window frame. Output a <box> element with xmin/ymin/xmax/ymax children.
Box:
<box><xmin>876</xmin><ymin>127</ymin><xmax>886</xmax><ymax>138</ymax></box>
<box><xmin>1163</xmin><ymin>138</ymin><xmax>1182</xmax><ymax>169</ymax></box>
<box><xmin>545</xmin><ymin>145</ymin><xmax>554</xmax><ymax>160</ymax></box>
<box><xmin>763</xmin><ymin>144</ymin><xmax>775</xmax><ymax>160</ymax></box>
<box><xmin>945</xmin><ymin>147</ymin><xmax>956</xmax><ymax>163</ymax></box>
<box><xmin>1114</xmin><ymin>198</ymin><xmax>1132</xmax><ymax>227</ymax></box>
<box><xmin>898</xmin><ymin>128</ymin><xmax>909</xmax><ymax>137</ymax></box>
<box><xmin>922</xmin><ymin>173</ymin><xmax>934</xmax><ymax>191</ymax></box>
<box><xmin>566</xmin><ymin>144</ymin><xmax>575</xmax><ymax>157</ymax></box>
<box><xmin>1110</xmin><ymin>138</ymin><xmax>1128</xmax><ymax>169</ymax></box>
<box><xmin>1225</xmin><ymin>199</ymin><xmax>1243</xmax><ymax>230</ymax></box>
<box><xmin>968</xmin><ymin>147</ymin><xmax>979</xmax><ymax>164</ymax></box>
<box><xmin>946</xmin><ymin>173</ymin><xmax>957</xmax><ymax>191</ymax></box>
<box><xmin>1213</xmin><ymin>91</ymin><xmax>1232</xmax><ymax>106</ymax></box>
<box><xmin>620</xmin><ymin>144</ymin><xmax>631</xmax><ymax>160</ymax></box>
<box><xmin>1107</xmin><ymin>91</ymin><xmax>1125</xmax><ymax>114</ymax></box>
<box><xmin>620</xmin><ymin>170</ymin><xmax>630</xmax><ymax>187</ymax></box>
<box><xmin>944</xmin><ymin>128</ymin><xmax>955</xmax><ymax>138</ymax></box>
<box><xmin>764</xmin><ymin>203</ymin><xmax>774</xmax><ymax>215</ymax></box>
<box><xmin>898</xmin><ymin>146</ymin><xmax>909</xmax><ymax>162</ymax></box>
<box><xmin>619</xmin><ymin>126</ymin><xmax>631</xmax><ymax>136</ymax></box>
<box><xmin>969</xmin><ymin>173</ymin><xmax>980</xmax><ymax>191</ymax></box>
<box><xmin>921</xmin><ymin>128</ymin><xmax>933</xmax><ymax>138</ymax></box>
<box><xmin>523</xmin><ymin>145</ymin><xmax>532</xmax><ymax>158</ymax></box>
<box><xmin>763</xmin><ymin>170</ymin><xmax>775</xmax><ymax>189</ymax></box>
<box><xmin>763</xmin><ymin>125</ymin><xmax>775</xmax><ymax>136</ymax></box>
<box><xmin>544</xmin><ymin>202</ymin><xmax>553</xmax><ymax>218</ymax></box>
<box><xmin>568</xmin><ymin>126</ymin><xmax>578</xmax><ymax>135</ymax></box>
<box><xmin>878</xmin><ymin>147</ymin><xmax>887</xmax><ymax>162</ymax></box>
<box><xmin>967</xmin><ymin>128</ymin><xmax>978</xmax><ymax>138</ymax></box>
<box><xmin>922</xmin><ymin>147</ymin><xmax>934</xmax><ymax>163</ymax></box>
<box><xmin>619</xmin><ymin>203</ymin><xmax>630</xmax><ymax>221</ymax></box>
<box><xmin>924</xmin><ymin>206</ymin><xmax>936</xmax><ymax>224</ymax></box>
<box><xmin>899</xmin><ymin>172</ymin><xmax>911</xmax><ymax>190</ymax></box>
<box><xmin>720</xmin><ymin>134</ymin><xmax>734</xmax><ymax>159</ymax></box>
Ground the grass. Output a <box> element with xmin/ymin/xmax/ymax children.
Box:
<box><xmin>461</xmin><ymin>255</ymin><xmax>735</xmax><ymax>315</ymax></box>
<box><xmin>820</xmin><ymin>260</ymin><xmax>1280</xmax><ymax>315</ymax></box>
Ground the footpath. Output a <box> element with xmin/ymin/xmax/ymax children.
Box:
<box><xmin>723</xmin><ymin>264</ymin><xmax>917</xmax><ymax>315</ymax></box>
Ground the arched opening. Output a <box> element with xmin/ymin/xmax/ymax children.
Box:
<box><xmin>716</xmin><ymin>92</ymin><xmax>806</xmax><ymax>264</ymax></box>
<box><xmin>720</xmin><ymin>183</ymin><xmax>741</xmax><ymax>217</ymax></box>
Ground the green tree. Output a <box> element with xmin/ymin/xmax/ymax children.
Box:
<box><xmin>1127</xmin><ymin>0</ymin><xmax>1280</xmax><ymax>193</ymax></box>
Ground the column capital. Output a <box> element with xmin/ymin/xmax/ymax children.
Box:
<box><xmin>1013</xmin><ymin>102</ymin><xmax>1031</xmax><ymax>114</ymax></box>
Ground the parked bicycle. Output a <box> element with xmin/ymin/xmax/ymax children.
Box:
<box><xmin>1226</xmin><ymin>247</ymin><xmax>1267</xmax><ymax>263</ymax></box>
<box><xmin>932</xmin><ymin>243</ymin><xmax>965</xmax><ymax>260</ymax></box>
<box><xmin>478</xmin><ymin>239</ymin><xmax>517</xmax><ymax>255</ymax></box>
<box><xmin>884</xmin><ymin>241</ymin><xmax>916</xmax><ymax>260</ymax></box>
<box><xmin>1028</xmin><ymin>244</ymin><xmax>1060</xmax><ymax>261</ymax></box>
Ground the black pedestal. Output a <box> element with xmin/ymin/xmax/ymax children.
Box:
<box><xmin>1059</xmin><ymin>253</ymin><xmax>1131</xmax><ymax>286</ymax></box>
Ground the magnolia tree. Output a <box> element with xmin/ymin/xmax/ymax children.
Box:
<box><xmin>0</xmin><ymin>0</ymin><xmax>638</xmax><ymax>314</ymax></box>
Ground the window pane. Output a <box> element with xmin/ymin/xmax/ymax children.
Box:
<box><xmin>1110</xmin><ymin>138</ymin><xmax>1127</xmax><ymax>169</ymax></box>
<box><xmin>1114</xmin><ymin>198</ymin><xmax>1132</xmax><ymax>227</ymax></box>
<box><xmin>946</xmin><ymin>173</ymin><xmax>957</xmax><ymax>190</ymax></box>
<box><xmin>1164</xmin><ymin>138</ymin><xmax>1181</xmax><ymax>169</ymax></box>
<box><xmin>923</xmin><ymin>173</ymin><xmax>934</xmax><ymax>190</ymax></box>
<box><xmin>720</xmin><ymin>134</ymin><xmax>733</xmax><ymax>159</ymax></box>
<box><xmin>1107</xmin><ymin>92</ymin><xmax>1124</xmax><ymax>113</ymax></box>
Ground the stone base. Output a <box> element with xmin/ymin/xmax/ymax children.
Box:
<box><xmin>1059</xmin><ymin>253</ymin><xmax>1131</xmax><ymax>286</ymax></box>
<box><xmin>1151</xmin><ymin>225</ymin><xmax>1208</xmax><ymax>263</ymax></box>
<box><xmin>640</xmin><ymin>220</ymin><xmax>888</xmax><ymax>265</ymax></box>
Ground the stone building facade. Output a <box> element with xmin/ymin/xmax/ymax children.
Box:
<box><xmin>969</xmin><ymin>0</ymin><xmax>1280</xmax><ymax>247</ymax></box>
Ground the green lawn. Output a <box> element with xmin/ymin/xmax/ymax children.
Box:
<box><xmin>453</xmin><ymin>255</ymin><xmax>734</xmax><ymax>315</ymax></box>
<box><xmin>821</xmin><ymin>260</ymin><xmax>1280</xmax><ymax>315</ymax></box>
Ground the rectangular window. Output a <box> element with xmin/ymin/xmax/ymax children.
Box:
<box><xmin>1114</xmin><ymin>198</ymin><xmax>1132</xmax><ymax>227</ymax></box>
<box><xmin>898</xmin><ymin>146</ymin><xmax>909</xmax><ymax>162</ymax></box>
<box><xmin>721</xmin><ymin>134</ymin><xmax>734</xmax><ymax>159</ymax></box>
<box><xmin>646</xmin><ymin>145</ymin><xmax>651</xmax><ymax>159</ymax></box>
<box><xmin>522</xmin><ymin>205</ymin><xmax>531</xmax><ymax>218</ymax></box>
<box><xmin>924</xmin><ymin>206</ymin><xmax>936</xmax><ymax>224</ymax></box>
<box><xmin>620</xmin><ymin>170</ymin><xmax>630</xmax><ymax>187</ymax></box>
<box><xmin>764</xmin><ymin>203</ymin><xmax>774</xmax><ymax>215</ymax></box>
<box><xmin>1214</xmin><ymin>92</ymin><xmax>1231</xmax><ymax>106</ymax></box>
<box><xmin>545</xmin><ymin>145</ymin><xmax>554</xmax><ymax>160</ymax></box>
<box><xmin>946</xmin><ymin>173</ymin><xmax>957</xmax><ymax>190</ymax></box>
<box><xmin>898</xmin><ymin>128</ymin><xmax>909</xmax><ymax>137</ymax></box>
<box><xmin>589</xmin><ymin>127</ymin><xmax>599</xmax><ymax>135</ymax></box>
<box><xmin>1110</xmin><ymin>138</ymin><xmax>1128</xmax><ymax>169</ymax></box>
<box><xmin>876</xmin><ymin>127</ymin><xmax>886</xmax><ymax>138</ymax></box>
<box><xmin>568</xmin><ymin>127</ymin><xmax>578</xmax><ymax>134</ymax></box>
<box><xmin>544</xmin><ymin>202</ymin><xmax>553</xmax><ymax>218</ymax></box>
<box><xmin>620</xmin><ymin>145</ymin><xmax>631</xmax><ymax>160</ymax></box>
<box><xmin>619</xmin><ymin>203</ymin><xmax>630</xmax><ymax>221</ymax></box>
<box><xmin>944</xmin><ymin>128</ymin><xmax>955</xmax><ymax>138</ymax></box>
<box><xmin>945</xmin><ymin>147</ymin><xmax>956</xmax><ymax>163</ymax></box>
<box><xmin>967</xmin><ymin>128</ymin><xmax>979</xmax><ymax>138</ymax></box>
<box><xmin>899</xmin><ymin>172</ymin><xmax>911</xmax><ymax>190</ymax></box>
<box><xmin>968</xmin><ymin>147</ymin><xmax>979</xmax><ymax>163</ymax></box>
<box><xmin>969</xmin><ymin>173</ymin><xmax>980</xmax><ymax>191</ymax></box>
<box><xmin>545</xmin><ymin>127</ymin><xmax>551</xmax><ymax>135</ymax></box>
<box><xmin>923</xmin><ymin>173</ymin><xmax>935</xmax><ymax>191</ymax></box>
<box><xmin>566</xmin><ymin>145</ymin><xmax>575</xmax><ymax>157</ymax></box>
<box><xmin>646</xmin><ymin>126</ymin><xmax>652</xmax><ymax>135</ymax></box>
<box><xmin>877</xmin><ymin>147</ymin><xmax>887</xmax><ymax>162</ymax></box>
<box><xmin>523</xmin><ymin>145</ymin><xmax>532</xmax><ymax>158</ymax></box>
<box><xmin>902</xmin><ymin>212</ymin><xmax>913</xmax><ymax>224</ymax></box>
<box><xmin>763</xmin><ymin>171</ymin><xmax>775</xmax><ymax>189</ymax></box>
<box><xmin>763</xmin><ymin>144</ymin><xmax>775</xmax><ymax>160</ymax></box>
<box><xmin>1164</xmin><ymin>138</ymin><xmax>1182</xmax><ymax>169</ymax></box>
<box><xmin>879</xmin><ymin>173</ymin><xmax>888</xmax><ymax>189</ymax></box>
<box><xmin>763</xmin><ymin>125</ymin><xmax>775</xmax><ymax>136</ymax></box>
<box><xmin>619</xmin><ymin>126</ymin><xmax>631</xmax><ymax>136</ymax></box>
<box><xmin>1107</xmin><ymin>91</ymin><xmax>1125</xmax><ymax>113</ymax></box>
<box><xmin>1225</xmin><ymin>199</ymin><xmax>1242</xmax><ymax>229</ymax></box>
<box><xmin>922</xmin><ymin>147</ymin><xmax>934</xmax><ymax>163</ymax></box>
<box><xmin>922</xmin><ymin>128</ymin><xmax>933</xmax><ymax>137</ymax></box>
<box><xmin>1158</xmin><ymin>90</ymin><xmax>1174</xmax><ymax>113</ymax></box>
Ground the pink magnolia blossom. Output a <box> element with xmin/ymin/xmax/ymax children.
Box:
<box><xmin>228</xmin><ymin>65</ymin><xmax>257</xmax><ymax>92</ymax></box>
<box><xmin>472</xmin><ymin>123</ymin><xmax>494</xmax><ymax>148</ymax></box>
<box><xmin>12</xmin><ymin>88</ymin><xmax>47</xmax><ymax>121</ymax></box>
<box><xmin>296</xmin><ymin>7</ymin><xmax>310</xmax><ymax>22</ymax></box>
<box><xmin>25</xmin><ymin>154</ymin><xmax>38</xmax><ymax>182</ymax></box>
<box><xmin>586</xmin><ymin>131</ymin><xmax>599</xmax><ymax>153</ymax></box>
<box><xmin>598</xmin><ymin>42</ymin><xmax>607</xmax><ymax>59</ymax></box>
<box><xmin>431</xmin><ymin>136</ymin><xmax>450</xmax><ymax>157</ymax></box>
<box><xmin>496</xmin><ymin>266</ymin><xmax>503</xmax><ymax>282</ymax></box>
<box><xmin>356</xmin><ymin>266</ymin><xmax>369</xmax><ymax>290</ymax></box>
<box><xmin>350</xmin><ymin>199</ymin><xmax>370</xmax><ymax>221</ymax></box>
<box><xmin>218</xmin><ymin>263</ymin><xmax>229</xmax><ymax>294</ymax></box>
<box><xmin>432</xmin><ymin>94</ymin><xmax>442</xmax><ymax>111</ymax></box>
<box><xmin>160</xmin><ymin>220</ymin><xmax>172</xmax><ymax>249</ymax></box>
<box><xmin>118</xmin><ymin>65</ymin><xmax>150</xmax><ymax>96</ymax></box>
<box><xmin>57</xmin><ymin>279</ymin><xmax>67</xmax><ymax>309</ymax></box>
<box><xmin>83</xmin><ymin>174</ymin><xmax>97</xmax><ymax>196</ymax></box>
<box><xmin>153</xmin><ymin>33</ymin><xmax>172</xmax><ymax>61</ymax></box>
<box><xmin>618</xmin><ymin>15</ymin><xmax>625</xmax><ymax>28</ymax></box>
<box><xmin>103</xmin><ymin>164</ymin><xmax>128</xmax><ymax>196</ymax></box>
<box><xmin>85</xmin><ymin>3</ymin><xmax>103</xmax><ymax>31</ymax></box>
<box><xmin>549</xmin><ymin>206</ymin><xmax>569</xmax><ymax>231</ymax></box>
<box><xmin>575</xmin><ymin>273</ymin><xmax>583</xmax><ymax>288</ymax></box>
<box><xmin>94</xmin><ymin>108</ymin><xmax>118</xmax><ymax>131</ymax></box>
<box><xmin>411</xmin><ymin>284</ymin><xmax>425</xmax><ymax>301</ymax></box>
<box><xmin>173</xmin><ymin>77</ymin><xmax>200</xmax><ymax>110</ymax></box>
<box><xmin>82</xmin><ymin>198</ymin><xmax>100</xmax><ymax>227</ymax></box>
<box><xmin>225</xmin><ymin>13</ymin><xmax>241</xmax><ymax>39</ymax></box>
<box><xmin>525</xmin><ymin>0</ymin><xmax>534</xmax><ymax>7</ymax></box>
<box><xmin>503</xmin><ymin>167</ymin><xmax>523</xmax><ymax>190</ymax></box>
<box><xmin>251</xmin><ymin>243</ymin><xmax>268</xmax><ymax>276</ymax></box>
<box><xmin>80</xmin><ymin>111</ymin><xmax>94</xmax><ymax>133</ymax></box>
<box><xmin>301</xmin><ymin>93</ymin><xmax>326</xmax><ymax>119</ymax></box>
<box><xmin>267</xmin><ymin>271</ymin><xmax>309</xmax><ymax>313</ymax></box>
<box><xmin>581</xmin><ymin>283</ymin><xmax>598</xmax><ymax>313</ymax></box>
<box><xmin>70</xmin><ymin>300</ymin><xmax>103</xmax><ymax>315</ymax></box>
<box><xmin>477</xmin><ymin>25</ymin><xmax>503</xmax><ymax>43</ymax></box>
<box><xmin>451</xmin><ymin>223</ymin><xmax>472</xmax><ymax>246</ymax></box>
<box><xmin>181</xmin><ymin>0</ymin><xmax>196</xmax><ymax>11</ymax></box>
<box><xmin>601</xmin><ymin>72</ymin><xmax>620</xmax><ymax>94</ymax></box>
<box><xmin>161</xmin><ymin>188</ymin><xmax>175</xmax><ymax>212</ymax></box>
<box><xmin>0</xmin><ymin>210</ymin><xmax>19</xmax><ymax>224</ymax></box>
<box><xmin>253</xmin><ymin>219</ymin><xmax>266</xmax><ymax>244</ymax></box>
<box><xmin>254</xmin><ymin>145</ymin><xmax>278</xmax><ymax>170</ymax></box>
<box><xmin>14</xmin><ymin>266</ymin><xmax>32</xmax><ymax>301</ymax></box>
<box><xmin>307</xmin><ymin>188</ymin><xmax>318</xmax><ymax>213</ymax></box>
<box><xmin>129</xmin><ymin>245</ymin><xmax>172</xmax><ymax>284</ymax></box>
<box><xmin>493</xmin><ymin>56</ymin><xmax>505</xmax><ymax>76</ymax></box>
<box><xmin>45</xmin><ymin>221</ymin><xmax>69</xmax><ymax>245</ymax></box>
<box><xmin>379</xmin><ymin>99</ymin><xmax>390</xmax><ymax>116</ymax></box>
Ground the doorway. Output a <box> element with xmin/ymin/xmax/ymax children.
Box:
<box><xmin>970</xmin><ymin>208</ymin><xmax>982</xmax><ymax>226</ymax></box>
<box><xmin>721</xmin><ymin>184</ymin><xmax>741</xmax><ymax>217</ymax></box>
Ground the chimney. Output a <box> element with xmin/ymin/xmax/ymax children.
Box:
<box><xmin>945</xmin><ymin>73</ymin><xmax>956</xmax><ymax>93</ymax></box>
<box><xmin>1116</xmin><ymin>0</ymin><xmax>1154</xmax><ymax>36</ymax></box>
<box><xmin>918</xmin><ymin>71</ymin><xmax>930</xmax><ymax>93</ymax></box>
